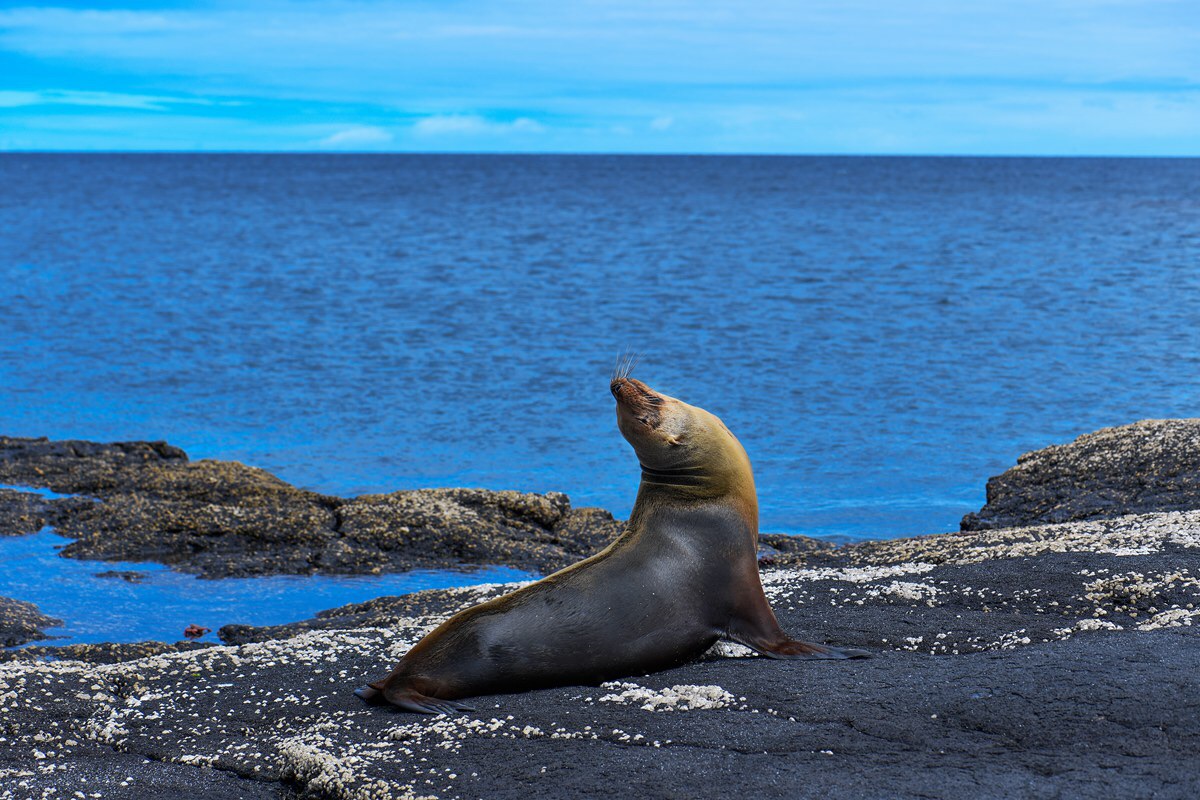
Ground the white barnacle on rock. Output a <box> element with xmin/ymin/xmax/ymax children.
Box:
<box><xmin>862</xmin><ymin>580</ymin><xmax>942</xmax><ymax>606</ymax></box>
<box><xmin>863</xmin><ymin>509</ymin><xmax>1200</xmax><ymax>571</ymax></box>
<box><xmin>176</xmin><ymin>754</ymin><xmax>215</xmax><ymax>767</ymax></box>
<box><xmin>1136</xmin><ymin>608</ymin><xmax>1200</xmax><ymax>630</ymax></box>
<box><xmin>984</xmin><ymin>630</ymin><xmax>1032</xmax><ymax>650</ymax></box>
<box><xmin>277</xmin><ymin>736</ymin><xmax>385</xmax><ymax>800</ymax></box>
<box><xmin>764</xmin><ymin>562</ymin><xmax>938</xmax><ymax>589</ymax></box>
<box><xmin>705</xmin><ymin>641</ymin><xmax>757</xmax><ymax>658</ymax></box>
<box><xmin>1082</xmin><ymin>570</ymin><xmax>1200</xmax><ymax>616</ymax></box>
<box><xmin>78</xmin><ymin>712</ymin><xmax>128</xmax><ymax>746</ymax></box>
<box><xmin>439</xmin><ymin>580</ymin><xmax>532</xmax><ymax>601</ymax></box>
<box><xmin>1167</xmin><ymin>518</ymin><xmax>1200</xmax><ymax>549</ymax></box>
<box><xmin>1052</xmin><ymin>618</ymin><xmax>1125</xmax><ymax>639</ymax></box>
<box><xmin>597</xmin><ymin>682</ymin><xmax>735</xmax><ymax>712</ymax></box>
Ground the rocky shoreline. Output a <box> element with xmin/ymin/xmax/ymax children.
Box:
<box><xmin>0</xmin><ymin>436</ymin><xmax>631</xmax><ymax>579</ymax></box>
<box><xmin>2</xmin><ymin>421</ymin><xmax>1200</xmax><ymax>799</ymax></box>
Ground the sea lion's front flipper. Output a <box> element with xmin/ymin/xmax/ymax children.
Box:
<box><xmin>737</xmin><ymin>636</ymin><xmax>871</xmax><ymax>660</ymax></box>
<box><xmin>726</xmin><ymin>594</ymin><xmax>870</xmax><ymax>659</ymax></box>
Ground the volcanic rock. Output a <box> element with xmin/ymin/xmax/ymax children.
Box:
<box><xmin>2</xmin><ymin>511</ymin><xmax>1198</xmax><ymax>799</ymax></box>
<box><xmin>0</xmin><ymin>596</ymin><xmax>61</xmax><ymax>647</ymax></box>
<box><xmin>962</xmin><ymin>419</ymin><xmax>1200</xmax><ymax>531</ymax></box>
<box><xmin>0</xmin><ymin>436</ymin><xmax>625</xmax><ymax>578</ymax></box>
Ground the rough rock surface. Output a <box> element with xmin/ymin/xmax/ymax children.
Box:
<box><xmin>0</xmin><ymin>488</ymin><xmax>52</xmax><ymax>538</ymax></box>
<box><xmin>3</xmin><ymin>511</ymin><xmax>1199</xmax><ymax>799</ymax></box>
<box><xmin>0</xmin><ymin>597</ymin><xmax>62</xmax><ymax>648</ymax></box>
<box><xmin>0</xmin><ymin>436</ymin><xmax>629</xmax><ymax>577</ymax></box>
<box><xmin>5</xmin><ymin>423</ymin><xmax>1200</xmax><ymax>798</ymax></box>
<box><xmin>962</xmin><ymin>418</ymin><xmax>1200</xmax><ymax>531</ymax></box>
<box><xmin>0</xmin><ymin>641</ymin><xmax>214</xmax><ymax>665</ymax></box>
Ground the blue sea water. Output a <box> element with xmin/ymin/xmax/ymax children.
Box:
<box><xmin>2</xmin><ymin>154</ymin><xmax>1199</xmax><ymax>542</ymax></box>
<box><xmin>1</xmin><ymin>527</ymin><xmax>534</xmax><ymax>646</ymax></box>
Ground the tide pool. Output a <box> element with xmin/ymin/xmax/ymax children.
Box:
<box><xmin>0</xmin><ymin>527</ymin><xmax>535</xmax><ymax>647</ymax></box>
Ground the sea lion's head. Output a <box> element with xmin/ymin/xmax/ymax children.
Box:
<box><xmin>610</xmin><ymin>376</ymin><xmax>754</xmax><ymax>500</ymax></box>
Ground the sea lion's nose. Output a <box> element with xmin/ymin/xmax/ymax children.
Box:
<box><xmin>610</xmin><ymin>378</ymin><xmax>627</xmax><ymax>398</ymax></box>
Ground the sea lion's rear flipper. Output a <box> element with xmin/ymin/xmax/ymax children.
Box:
<box><xmin>383</xmin><ymin>690</ymin><xmax>476</xmax><ymax>715</ymax></box>
<box><xmin>355</xmin><ymin>681</ymin><xmax>475</xmax><ymax>714</ymax></box>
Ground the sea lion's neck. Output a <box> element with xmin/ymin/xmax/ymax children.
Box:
<box><xmin>638</xmin><ymin>462</ymin><xmax>709</xmax><ymax>487</ymax></box>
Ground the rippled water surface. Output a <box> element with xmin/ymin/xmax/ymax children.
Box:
<box><xmin>3</xmin><ymin>154</ymin><xmax>1199</xmax><ymax>540</ymax></box>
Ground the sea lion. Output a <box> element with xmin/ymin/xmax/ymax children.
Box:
<box><xmin>356</xmin><ymin>371</ymin><xmax>868</xmax><ymax>713</ymax></box>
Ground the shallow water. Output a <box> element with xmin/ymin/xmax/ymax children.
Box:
<box><xmin>2</xmin><ymin>154</ymin><xmax>1199</xmax><ymax>542</ymax></box>
<box><xmin>0</xmin><ymin>483</ymin><xmax>74</xmax><ymax>500</ymax></box>
<box><xmin>0</xmin><ymin>528</ymin><xmax>534</xmax><ymax>646</ymax></box>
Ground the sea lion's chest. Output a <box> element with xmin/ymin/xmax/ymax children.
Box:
<box><xmin>634</xmin><ymin>500</ymin><xmax>757</xmax><ymax>567</ymax></box>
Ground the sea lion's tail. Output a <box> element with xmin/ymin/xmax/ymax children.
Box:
<box><xmin>353</xmin><ymin>683</ymin><xmax>385</xmax><ymax>703</ymax></box>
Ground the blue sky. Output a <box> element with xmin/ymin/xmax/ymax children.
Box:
<box><xmin>1</xmin><ymin>1</ymin><xmax>1197</xmax><ymax>154</ymax></box>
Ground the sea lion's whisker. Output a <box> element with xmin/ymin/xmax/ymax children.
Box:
<box><xmin>613</xmin><ymin>348</ymin><xmax>637</xmax><ymax>382</ymax></box>
<box><xmin>613</xmin><ymin>349</ymin><xmax>639</xmax><ymax>382</ymax></box>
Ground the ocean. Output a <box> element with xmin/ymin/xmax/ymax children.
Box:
<box><xmin>5</xmin><ymin>153</ymin><xmax>1200</xmax><ymax>644</ymax></box>
<box><xmin>3</xmin><ymin>154</ymin><xmax>1199</xmax><ymax>542</ymax></box>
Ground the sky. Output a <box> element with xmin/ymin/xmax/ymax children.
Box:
<box><xmin>0</xmin><ymin>1</ymin><xmax>1197</xmax><ymax>154</ymax></box>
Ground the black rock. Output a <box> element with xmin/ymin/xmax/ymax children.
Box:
<box><xmin>0</xmin><ymin>640</ymin><xmax>215</xmax><ymax>665</ymax></box>
<box><xmin>0</xmin><ymin>487</ymin><xmax>53</xmax><ymax>537</ymax></box>
<box><xmin>5</xmin><ymin>424</ymin><xmax>1200</xmax><ymax>797</ymax></box>
<box><xmin>93</xmin><ymin>570</ymin><xmax>148</xmax><ymax>583</ymax></box>
<box><xmin>0</xmin><ymin>596</ymin><xmax>61</xmax><ymax>647</ymax></box>
<box><xmin>962</xmin><ymin>419</ymin><xmax>1200</xmax><ymax>531</ymax></box>
<box><xmin>0</xmin><ymin>436</ymin><xmax>624</xmax><ymax>578</ymax></box>
<box><xmin>3</xmin><ymin>511</ymin><xmax>1199</xmax><ymax>799</ymax></box>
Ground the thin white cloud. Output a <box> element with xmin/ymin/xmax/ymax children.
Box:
<box><xmin>0</xmin><ymin>7</ymin><xmax>200</xmax><ymax>35</ymax></box>
<box><xmin>317</xmin><ymin>125</ymin><xmax>394</xmax><ymax>149</ymax></box>
<box><xmin>509</xmin><ymin>117</ymin><xmax>544</xmax><ymax>133</ymax></box>
<box><xmin>650</xmin><ymin>115</ymin><xmax>674</xmax><ymax>130</ymax></box>
<box><xmin>412</xmin><ymin>115</ymin><xmax>488</xmax><ymax>135</ymax></box>
<box><xmin>0</xmin><ymin>89</ymin><xmax>215</xmax><ymax>110</ymax></box>
<box><xmin>412</xmin><ymin>115</ymin><xmax>544</xmax><ymax>136</ymax></box>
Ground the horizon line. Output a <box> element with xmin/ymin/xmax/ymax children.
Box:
<box><xmin>2</xmin><ymin>150</ymin><xmax>1198</xmax><ymax>159</ymax></box>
